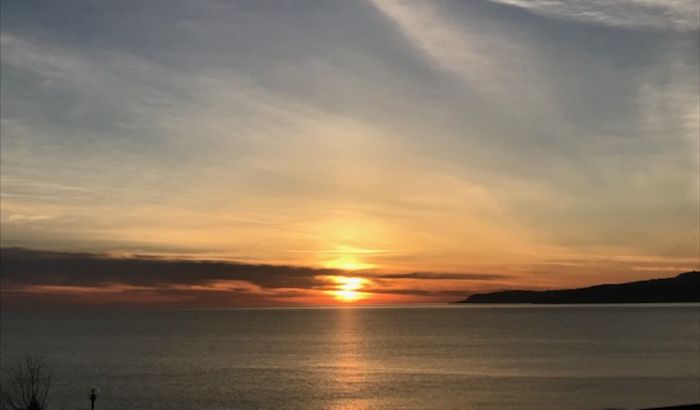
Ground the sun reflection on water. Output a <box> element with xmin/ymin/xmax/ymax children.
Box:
<box><xmin>326</xmin><ymin>308</ymin><xmax>376</xmax><ymax>410</ymax></box>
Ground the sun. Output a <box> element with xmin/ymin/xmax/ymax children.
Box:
<box><xmin>321</xmin><ymin>252</ymin><xmax>374</xmax><ymax>302</ymax></box>
<box><xmin>328</xmin><ymin>276</ymin><xmax>368</xmax><ymax>302</ymax></box>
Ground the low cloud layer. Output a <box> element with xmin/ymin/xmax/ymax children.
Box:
<box><xmin>0</xmin><ymin>248</ymin><xmax>510</xmax><ymax>307</ymax></box>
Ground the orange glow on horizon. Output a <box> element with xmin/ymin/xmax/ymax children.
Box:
<box><xmin>324</xmin><ymin>255</ymin><xmax>375</xmax><ymax>271</ymax></box>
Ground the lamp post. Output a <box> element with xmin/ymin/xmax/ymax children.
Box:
<box><xmin>90</xmin><ymin>387</ymin><xmax>98</xmax><ymax>410</ymax></box>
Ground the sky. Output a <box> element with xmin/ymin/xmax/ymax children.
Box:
<box><xmin>1</xmin><ymin>0</ymin><xmax>699</xmax><ymax>307</ymax></box>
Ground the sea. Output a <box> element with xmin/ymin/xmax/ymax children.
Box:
<box><xmin>1</xmin><ymin>304</ymin><xmax>698</xmax><ymax>410</ymax></box>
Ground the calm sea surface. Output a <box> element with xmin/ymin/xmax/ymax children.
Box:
<box><xmin>1</xmin><ymin>304</ymin><xmax>698</xmax><ymax>410</ymax></box>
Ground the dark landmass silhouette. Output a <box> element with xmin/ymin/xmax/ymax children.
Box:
<box><xmin>460</xmin><ymin>271</ymin><xmax>700</xmax><ymax>304</ymax></box>
<box><xmin>640</xmin><ymin>404</ymin><xmax>700</xmax><ymax>410</ymax></box>
<box><xmin>641</xmin><ymin>404</ymin><xmax>700</xmax><ymax>410</ymax></box>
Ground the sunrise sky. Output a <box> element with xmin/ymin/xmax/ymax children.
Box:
<box><xmin>1</xmin><ymin>0</ymin><xmax>699</xmax><ymax>306</ymax></box>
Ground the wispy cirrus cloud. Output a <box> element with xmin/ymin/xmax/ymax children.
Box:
<box><xmin>1</xmin><ymin>1</ymin><xmax>698</xmax><ymax>293</ymax></box>
<box><xmin>487</xmin><ymin>0</ymin><xmax>699</xmax><ymax>31</ymax></box>
<box><xmin>366</xmin><ymin>0</ymin><xmax>554</xmax><ymax>115</ymax></box>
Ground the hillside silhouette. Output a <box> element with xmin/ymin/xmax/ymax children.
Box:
<box><xmin>460</xmin><ymin>271</ymin><xmax>700</xmax><ymax>304</ymax></box>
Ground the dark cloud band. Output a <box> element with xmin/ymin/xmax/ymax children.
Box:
<box><xmin>0</xmin><ymin>248</ymin><xmax>508</xmax><ymax>306</ymax></box>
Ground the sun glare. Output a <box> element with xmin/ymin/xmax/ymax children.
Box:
<box><xmin>328</xmin><ymin>276</ymin><xmax>368</xmax><ymax>302</ymax></box>
<box><xmin>325</xmin><ymin>255</ymin><xmax>374</xmax><ymax>271</ymax></box>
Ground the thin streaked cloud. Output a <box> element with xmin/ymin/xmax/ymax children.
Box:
<box><xmin>487</xmin><ymin>0</ymin><xmax>699</xmax><ymax>31</ymax></box>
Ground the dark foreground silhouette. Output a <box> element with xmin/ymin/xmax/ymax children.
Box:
<box><xmin>460</xmin><ymin>271</ymin><xmax>700</xmax><ymax>304</ymax></box>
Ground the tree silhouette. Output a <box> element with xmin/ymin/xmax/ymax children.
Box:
<box><xmin>1</xmin><ymin>355</ymin><xmax>52</xmax><ymax>410</ymax></box>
